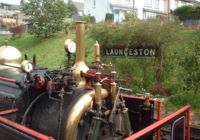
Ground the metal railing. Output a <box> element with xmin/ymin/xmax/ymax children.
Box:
<box><xmin>124</xmin><ymin>104</ymin><xmax>191</xmax><ymax>140</ymax></box>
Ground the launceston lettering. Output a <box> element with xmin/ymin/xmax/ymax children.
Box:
<box><xmin>103</xmin><ymin>48</ymin><xmax>156</xmax><ymax>57</ymax></box>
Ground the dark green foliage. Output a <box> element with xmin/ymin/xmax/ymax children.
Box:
<box><xmin>105</xmin><ymin>13</ymin><xmax>114</xmax><ymax>22</ymax></box>
<box><xmin>89</xmin><ymin>19</ymin><xmax>180</xmax><ymax>94</ymax></box>
<box><xmin>67</xmin><ymin>0</ymin><xmax>78</xmax><ymax>17</ymax></box>
<box><xmin>180</xmin><ymin>30</ymin><xmax>200</xmax><ymax>94</ymax></box>
<box><xmin>168</xmin><ymin>91</ymin><xmax>200</xmax><ymax>113</ymax></box>
<box><xmin>21</xmin><ymin>0</ymin><xmax>69</xmax><ymax>38</ymax></box>
<box><xmin>173</xmin><ymin>5</ymin><xmax>200</xmax><ymax>20</ymax></box>
<box><xmin>81</xmin><ymin>15</ymin><xmax>96</xmax><ymax>24</ymax></box>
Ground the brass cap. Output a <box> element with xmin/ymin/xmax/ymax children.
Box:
<box><xmin>0</xmin><ymin>45</ymin><xmax>22</xmax><ymax>67</ymax></box>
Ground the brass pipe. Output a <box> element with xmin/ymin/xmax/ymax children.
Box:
<box><xmin>72</xmin><ymin>21</ymin><xmax>89</xmax><ymax>88</ymax></box>
<box><xmin>94</xmin><ymin>41</ymin><xmax>100</xmax><ymax>62</ymax></box>
<box><xmin>64</xmin><ymin>89</ymin><xmax>108</xmax><ymax>140</ymax></box>
<box><xmin>95</xmin><ymin>82</ymin><xmax>102</xmax><ymax>110</ymax></box>
<box><xmin>110</xmin><ymin>82</ymin><xmax>117</xmax><ymax>104</ymax></box>
<box><xmin>76</xmin><ymin>21</ymin><xmax>86</xmax><ymax>62</ymax></box>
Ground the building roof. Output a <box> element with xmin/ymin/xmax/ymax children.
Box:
<box><xmin>0</xmin><ymin>2</ymin><xmax>20</xmax><ymax>10</ymax></box>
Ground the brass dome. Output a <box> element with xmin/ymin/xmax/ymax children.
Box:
<box><xmin>0</xmin><ymin>45</ymin><xmax>22</xmax><ymax>67</ymax></box>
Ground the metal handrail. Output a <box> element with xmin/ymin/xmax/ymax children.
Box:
<box><xmin>124</xmin><ymin>104</ymin><xmax>191</xmax><ymax>140</ymax></box>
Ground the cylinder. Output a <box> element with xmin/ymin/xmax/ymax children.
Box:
<box><xmin>72</xmin><ymin>21</ymin><xmax>89</xmax><ymax>88</ymax></box>
<box><xmin>76</xmin><ymin>21</ymin><xmax>86</xmax><ymax>62</ymax></box>
<box><xmin>110</xmin><ymin>82</ymin><xmax>117</xmax><ymax>104</ymax></box>
<box><xmin>94</xmin><ymin>41</ymin><xmax>100</xmax><ymax>62</ymax></box>
<box><xmin>95</xmin><ymin>82</ymin><xmax>102</xmax><ymax>110</ymax></box>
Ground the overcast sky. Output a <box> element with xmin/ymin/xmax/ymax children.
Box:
<box><xmin>0</xmin><ymin>0</ymin><xmax>83</xmax><ymax>5</ymax></box>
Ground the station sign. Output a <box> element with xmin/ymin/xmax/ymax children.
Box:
<box><xmin>103</xmin><ymin>47</ymin><xmax>157</xmax><ymax>57</ymax></box>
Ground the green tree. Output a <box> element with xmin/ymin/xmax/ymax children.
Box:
<box><xmin>105</xmin><ymin>13</ymin><xmax>114</xmax><ymax>22</ymax></box>
<box><xmin>173</xmin><ymin>5</ymin><xmax>200</xmax><ymax>20</ymax></box>
<box><xmin>21</xmin><ymin>0</ymin><xmax>69</xmax><ymax>38</ymax></box>
<box><xmin>67</xmin><ymin>0</ymin><xmax>77</xmax><ymax>17</ymax></box>
<box><xmin>81</xmin><ymin>15</ymin><xmax>96</xmax><ymax>24</ymax></box>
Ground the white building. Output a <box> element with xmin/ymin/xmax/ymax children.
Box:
<box><xmin>84</xmin><ymin>0</ymin><xmax>200</xmax><ymax>22</ymax></box>
<box><xmin>84</xmin><ymin>0</ymin><xmax>133</xmax><ymax>22</ymax></box>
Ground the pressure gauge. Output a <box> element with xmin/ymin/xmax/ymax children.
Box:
<box><xmin>21</xmin><ymin>60</ymin><xmax>34</xmax><ymax>73</ymax></box>
<box><xmin>64</xmin><ymin>39</ymin><xmax>76</xmax><ymax>53</ymax></box>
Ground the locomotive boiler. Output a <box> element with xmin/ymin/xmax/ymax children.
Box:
<box><xmin>0</xmin><ymin>21</ymin><xmax>191</xmax><ymax>140</ymax></box>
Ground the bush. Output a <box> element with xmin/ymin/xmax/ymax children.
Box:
<box><xmin>81</xmin><ymin>15</ymin><xmax>96</xmax><ymax>24</ymax></box>
<box><xmin>105</xmin><ymin>13</ymin><xmax>114</xmax><ymax>22</ymax></box>
<box><xmin>173</xmin><ymin>5</ymin><xmax>200</xmax><ymax>20</ymax></box>
<box><xmin>89</xmin><ymin>19</ymin><xmax>180</xmax><ymax>94</ymax></box>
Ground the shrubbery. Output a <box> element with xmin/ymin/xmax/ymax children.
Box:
<box><xmin>105</xmin><ymin>13</ymin><xmax>114</xmax><ymax>22</ymax></box>
<box><xmin>173</xmin><ymin>5</ymin><xmax>200</xmax><ymax>20</ymax></box>
<box><xmin>81</xmin><ymin>15</ymin><xmax>96</xmax><ymax>24</ymax></box>
<box><xmin>89</xmin><ymin>19</ymin><xmax>180</xmax><ymax>95</ymax></box>
<box><xmin>89</xmin><ymin>19</ymin><xmax>200</xmax><ymax>112</ymax></box>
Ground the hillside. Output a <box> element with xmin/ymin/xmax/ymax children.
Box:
<box><xmin>0</xmin><ymin>33</ymin><xmax>95</xmax><ymax>70</ymax></box>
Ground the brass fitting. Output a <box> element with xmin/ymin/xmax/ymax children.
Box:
<box><xmin>111</xmin><ymin>71</ymin><xmax>117</xmax><ymax>79</ymax></box>
<box><xmin>110</xmin><ymin>82</ymin><xmax>117</xmax><ymax>104</ymax></box>
<box><xmin>95</xmin><ymin>82</ymin><xmax>102</xmax><ymax>110</ymax></box>
<box><xmin>94</xmin><ymin>41</ymin><xmax>100</xmax><ymax>62</ymax></box>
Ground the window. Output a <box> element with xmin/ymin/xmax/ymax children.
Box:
<box><xmin>144</xmin><ymin>12</ymin><xmax>156</xmax><ymax>19</ymax></box>
<box><xmin>144</xmin><ymin>0</ymin><xmax>152</xmax><ymax>7</ymax></box>
<box><xmin>155</xmin><ymin>0</ymin><xmax>159</xmax><ymax>9</ymax></box>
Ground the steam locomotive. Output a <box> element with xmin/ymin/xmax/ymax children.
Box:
<box><xmin>0</xmin><ymin>22</ymin><xmax>191</xmax><ymax>140</ymax></box>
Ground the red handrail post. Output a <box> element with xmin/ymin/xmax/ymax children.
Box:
<box><xmin>124</xmin><ymin>105</ymin><xmax>190</xmax><ymax>140</ymax></box>
<box><xmin>186</xmin><ymin>105</ymin><xmax>191</xmax><ymax>140</ymax></box>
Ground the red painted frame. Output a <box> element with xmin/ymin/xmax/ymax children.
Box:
<box><xmin>122</xmin><ymin>94</ymin><xmax>162</xmax><ymax>140</ymax></box>
<box><xmin>0</xmin><ymin>95</ymin><xmax>190</xmax><ymax>140</ymax></box>
<box><xmin>124</xmin><ymin>104</ymin><xmax>191</xmax><ymax>140</ymax></box>
<box><xmin>0</xmin><ymin>109</ymin><xmax>55</xmax><ymax>140</ymax></box>
<box><xmin>0</xmin><ymin>76</ymin><xmax>17</xmax><ymax>84</ymax></box>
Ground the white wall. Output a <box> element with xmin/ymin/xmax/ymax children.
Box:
<box><xmin>134</xmin><ymin>0</ymin><xmax>144</xmax><ymax>19</ymax></box>
<box><xmin>84</xmin><ymin>0</ymin><xmax>110</xmax><ymax>22</ymax></box>
<box><xmin>84</xmin><ymin>0</ymin><xmax>198</xmax><ymax>22</ymax></box>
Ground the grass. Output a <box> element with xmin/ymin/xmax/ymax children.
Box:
<box><xmin>0</xmin><ymin>33</ymin><xmax>95</xmax><ymax>70</ymax></box>
<box><xmin>165</xmin><ymin>92</ymin><xmax>200</xmax><ymax>114</ymax></box>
